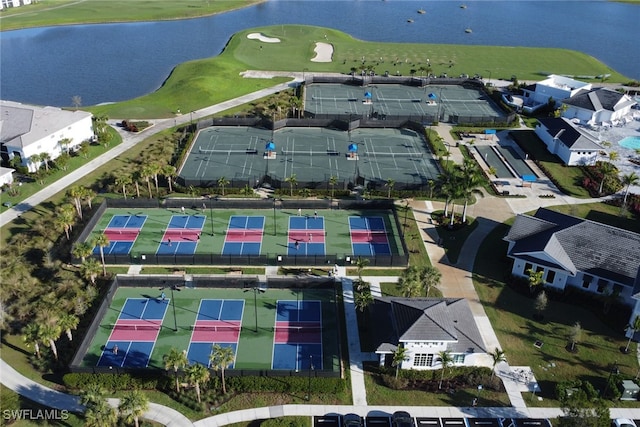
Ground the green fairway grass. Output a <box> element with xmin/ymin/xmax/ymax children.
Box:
<box><xmin>87</xmin><ymin>25</ymin><xmax>630</xmax><ymax>119</ymax></box>
<box><xmin>0</xmin><ymin>0</ymin><xmax>262</xmax><ymax>32</ymax></box>
<box><xmin>79</xmin><ymin>286</ymin><xmax>340</xmax><ymax>372</ymax></box>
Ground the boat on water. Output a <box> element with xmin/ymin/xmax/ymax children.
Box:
<box><xmin>407</xmin><ymin>18</ymin><xmax>414</xmax><ymax>23</ymax></box>
<box><xmin>465</xmin><ymin>28</ymin><xmax>472</xmax><ymax>33</ymax></box>
<box><xmin>417</xmin><ymin>9</ymin><xmax>426</xmax><ymax>14</ymax></box>
<box><xmin>460</xmin><ymin>4</ymin><xmax>467</xmax><ymax>8</ymax></box>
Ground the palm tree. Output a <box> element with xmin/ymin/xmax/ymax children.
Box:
<box><xmin>621</xmin><ymin>172</ymin><xmax>639</xmax><ymax>209</ymax></box>
<box><xmin>148</xmin><ymin>162</ymin><xmax>162</xmax><ymax>195</ymax></box>
<box><xmin>285</xmin><ymin>174</ymin><xmax>298</xmax><ymax>197</ymax></box>
<box><xmin>162</xmin><ymin>165</ymin><xmax>177</xmax><ymax>193</ymax></box>
<box><xmin>398</xmin><ymin>266</ymin><xmax>421</xmax><ymax>297</ymax></box>
<box><xmin>329</xmin><ymin>175</ymin><xmax>338</xmax><ymax>199</ymax></box>
<box><xmin>80</xmin><ymin>258</ymin><xmax>101</xmax><ymax>285</ymax></box>
<box><xmin>80</xmin><ymin>383</ymin><xmax>107</xmax><ymax>408</ymax></box>
<box><xmin>40</xmin><ymin>152</ymin><xmax>51</xmax><ymax>172</ymax></box>
<box><xmin>624</xmin><ymin>316</ymin><xmax>640</xmax><ymax>353</ymax></box>
<box><xmin>437</xmin><ymin>350</ymin><xmax>453</xmax><ymax>389</ymax></box>
<box><xmin>385</xmin><ymin>178</ymin><xmax>395</xmax><ymax>199</ymax></box>
<box><xmin>72</xmin><ymin>241</ymin><xmax>94</xmax><ymax>263</ymax></box>
<box><xmin>608</xmin><ymin>151</ymin><xmax>619</xmax><ymax>162</ymax></box>
<box><xmin>355</xmin><ymin>256</ymin><xmax>369</xmax><ymax>282</ymax></box>
<box><xmin>59</xmin><ymin>313</ymin><xmax>79</xmax><ymax>341</ymax></box>
<box><xmin>184</xmin><ymin>363</ymin><xmax>210</xmax><ymax>403</ymax></box>
<box><xmin>39</xmin><ymin>323</ymin><xmax>62</xmax><ymax>360</ymax></box>
<box><xmin>22</xmin><ymin>323</ymin><xmax>43</xmax><ymax>359</ymax></box>
<box><xmin>29</xmin><ymin>153</ymin><xmax>42</xmax><ymax>172</ymax></box>
<box><xmin>55</xmin><ymin>204</ymin><xmax>76</xmax><ymax>240</ymax></box>
<box><xmin>392</xmin><ymin>345</ymin><xmax>409</xmax><ymax>379</ymax></box>
<box><xmin>141</xmin><ymin>164</ymin><xmax>155</xmax><ymax>198</ymax></box>
<box><xmin>58</xmin><ymin>137</ymin><xmax>73</xmax><ymax>153</ymax></box>
<box><xmin>115</xmin><ymin>174</ymin><xmax>132</xmax><ymax>199</ymax></box>
<box><xmin>459</xmin><ymin>160</ymin><xmax>483</xmax><ymax>223</ymax></box>
<box><xmin>164</xmin><ymin>348</ymin><xmax>188</xmax><ymax>393</ymax></box>
<box><xmin>597</xmin><ymin>161</ymin><xmax>616</xmax><ymax>195</ymax></box>
<box><xmin>83</xmin><ymin>188</ymin><xmax>96</xmax><ymax>210</ymax></box>
<box><xmin>84</xmin><ymin>399</ymin><xmax>117</xmax><ymax>427</ymax></box>
<box><xmin>216</xmin><ymin>176</ymin><xmax>229</xmax><ymax>195</ymax></box>
<box><xmin>93</xmin><ymin>234</ymin><xmax>110</xmax><ymax>276</ymax></box>
<box><xmin>418</xmin><ymin>265</ymin><xmax>442</xmax><ymax>297</ymax></box>
<box><xmin>118</xmin><ymin>390</ymin><xmax>149</xmax><ymax>427</ymax></box>
<box><xmin>210</xmin><ymin>344</ymin><xmax>235</xmax><ymax>394</ymax></box>
<box><xmin>354</xmin><ymin>289</ymin><xmax>374</xmax><ymax>312</ymax></box>
<box><xmin>489</xmin><ymin>348</ymin><xmax>506</xmax><ymax>379</ymax></box>
<box><xmin>67</xmin><ymin>186</ymin><xmax>86</xmax><ymax>219</ymax></box>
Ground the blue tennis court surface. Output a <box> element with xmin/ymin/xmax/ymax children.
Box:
<box><xmin>276</xmin><ymin>300</ymin><xmax>321</xmax><ymax>322</ymax></box>
<box><xmin>168</xmin><ymin>215</ymin><xmax>206</xmax><ymax>229</ymax></box>
<box><xmin>107</xmin><ymin>214</ymin><xmax>147</xmax><ymax>229</ymax></box>
<box><xmin>287</xmin><ymin>242</ymin><xmax>325</xmax><ymax>256</ymax></box>
<box><xmin>289</xmin><ymin>216</ymin><xmax>324</xmax><ymax>230</ymax></box>
<box><xmin>229</xmin><ymin>215</ymin><xmax>265</xmax><ymax>229</ymax></box>
<box><xmin>197</xmin><ymin>299</ymin><xmax>244</xmax><ymax>321</ymax></box>
<box><xmin>93</xmin><ymin>241</ymin><xmax>134</xmax><ymax>255</ymax></box>
<box><xmin>120</xmin><ymin>298</ymin><xmax>168</xmax><ymax>320</ymax></box>
<box><xmin>222</xmin><ymin>241</ymin><xmax>261</xmax><ymax>255</ymax></box>
<box><xmin>97</xmin><ymin>341</ymin><xmax>155</xmax><ymax>368</ymax></box>
<box><xmin>188</xmin><ymin>342</ymin><xmax>237</xmax><ymax>367</ymax></box>
<box><xmin>272</xmin><ymin>343</ymin><xmax>322</xmax><ymax>370</ymax></box>
<box><xmin>348</xmin><ymin>216</ymin><xmax>386</xmax><ymax>231</ymax></box>
<box><xmin>156</xmin><ymin>241</ymin><xmax>198</xmax><ymax>255</ymax></box>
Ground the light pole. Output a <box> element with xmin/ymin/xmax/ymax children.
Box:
<box><xmin>160</xmin><ymin>284</ymin><xmax>180</xmax><ymax>332</ymax></box>
<box><xmin>243</xmin><ymin>283</ymin><xmax>265</xmax><ymax>333</ymax></box>
<box><xmin>207</xmin><ymin>195</ymin><xmax>216</xmax><ymax>236</ymax></box>
<box><xmin>272</xmin><ymin>198</ymin><xmax>278</xmax><ymax>236</ymax></box>
<box><xmin>444</xmin><ymin>141</ymin><xmax>452</xmax><ymax>174</ymax></box>
<box><xmin>306</xmin><ymin>355</ymin><xmax>314</xmax><ymax>401</ymax></box>
<box><xmin>530</xmin><ymin>383</ymin><xmax>538</xmax><ymax>402</ymax></box>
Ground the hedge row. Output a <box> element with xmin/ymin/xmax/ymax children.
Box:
<box><xmin>63</xmin><ymin>372</ymin><xmax>170</xmax><ymax>391</ymax></box>
<box><xmin>227</xmin><ymin>375</ymin><xmax>345</xmax><ymax>394</ymax></box>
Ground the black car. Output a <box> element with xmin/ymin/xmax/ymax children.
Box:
<box><xmin>392</xmin><ymin>411</ymin><xmax>415</xmax><ymax>427</ymax></box>
<box><xmin>343</xmin><ymin>414</ymin><xmax>363</xmax><ymax>427</ymax></box>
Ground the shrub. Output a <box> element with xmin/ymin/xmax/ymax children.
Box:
<box><xmin>63</xmin><ymin>372</ymin><xmax>166</xmax><ymax>391</ymax></box>
<box><xmin>381</xmin><ymin>374</ymin><xmax>408</xmax><ymax>389</ymax></box>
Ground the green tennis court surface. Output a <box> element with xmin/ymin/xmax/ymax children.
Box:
<box><xmin>78</xmin><ymin>286</ymin><xmax>340</xmax><ymax>373</ymax></box>
<box><xmin>84</xmin><ymin>207</ymin><xmax>405</xmax><ymax>262</ymax></box>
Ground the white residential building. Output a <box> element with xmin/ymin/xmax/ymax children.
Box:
<box><xmin>0</xmin><ymin>100</ymin><xmax>94</xmax><ymax>173</ymax></box>
<box><xmin>521</xmin><ymin>75</ymin><xmax>591</xmax><ymax>110</ymax></box>
<box><xmin>534</xmin><ymin>117</ymin><xmax>602</xmax><ymax>166</ymax></box>
<box><xmin>0</xmin><ymin>0</ymin><xmax>32</xmax><ymax>10</ymax></box>
<box><xmin>561</xmin><ymin>87</ymin><xmax>637</xmax><ymax>126</ymax></box>
<box><xmin>372</xmin><ymin>297</ymin><xmax>487</xmax><ymax>370</ymax></box>
<box><xmin>0</xmin><ymin>167</ymin><xmax>15</xmax><ymax>187</ymax></box>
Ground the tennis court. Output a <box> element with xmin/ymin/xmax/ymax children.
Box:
<box><xmin>304</xmin><ymin>83</ymin><xmax>506</xmax><ymax>122</ymax></box>
<box><xmin>77</xmin><ymin>286</ymin><xmax>341</xmax><ymax>373</ymax></box>
<box><xmin>288</xmin><ymin>215</ymin><xmax>326</xmax><ymax>256</ymax></box>
<box><xmin>349</xmin><ymin>216</ymin><xmax>392</xmax><ymax>256</ymax></box>
<box><xmin>157</xmin><ymin>214</ymin><xmax>205</xmax><ymax>255</ymax></box>
<box><xmin>180</xmin><ymin>126</ymin><xmax>439</xmax><ymax>188</ymax></box>
<box><xmin>93</xmin><ymin>214</ymin><xmax>147</xmax><ymax>255</ymax></box>
<box><xmin>222</xmin><ymin>215</ymin><xmax>265</xmax><ymax>255</ymax></box>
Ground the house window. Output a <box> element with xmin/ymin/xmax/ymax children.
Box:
<box><xmin>453</xmin><ymin>354</ymin><xmax>465</xmax><ymax>364</ymax></box>
<box><xmin>613</xmin><ymin>284</ymin><xmax>623</xmax><ymax>294</ymax></box>
<box><xmin>524</xmin><ymin>263</ymin><xmax>533</xmax><ymax>274</ymax></box>
<box><xmin>546</xmin><ymin>270</ymin><xmax>556</xmax><ymax>284</ymax></box>
<box><xmin>413</xmin><ymin>354</ymin><xmax>433</xmax><ymax>367</ymax></box>
<box><xmin>597</xmin><ymin>278</ymin><xmax>608</xmax><ymax>293</ymax></box>
<box><xmin>582</xmin><ymin>274</ymin><xmax>592</xmax><ymax>289</ymax></box>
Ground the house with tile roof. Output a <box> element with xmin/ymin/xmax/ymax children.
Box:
<box><xmin>504</xmin><ymin>208</ymin><xmax>640</xmax><ymax>323</ymax></box>
<box><xmin>561</xmin><ymin>87</ymin><xmax>636</xmax><ymax>126</ymax></box>
<box><xmin>534</xmin><ymin>117</ymin><xmax>603</xmax><ymax>166</ymax></box>
<box><xmin>0</xmin><ymin>100</ymin><xmax>94</xmax><ymax>173</ymax></box>
<box><xmin>371</xmin><ymin>297</ymin><xmax>487</xmax><ymax>370</ymax></box>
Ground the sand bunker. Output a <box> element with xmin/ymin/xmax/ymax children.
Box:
<box><xmin>311</xmin><ymin>42</ymin><xmax>333</xmax><ymax>63</ymax></box>
<box><xmin>247</xmin><ymin>33</ymin><xmax>281</xmax><ymax>43</ymax></box>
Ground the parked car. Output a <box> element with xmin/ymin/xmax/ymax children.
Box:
<box><xmin>612</xmin><ymin>419</ymin><xmax>637</xmax><ymax>427</ymax></box>
<box><xmin>391</xmin><ymin>411</ymin><xmax>415</xmax><ymax>427</ymax></box>
<box><xmin>343</xmin><ymin>413</ymin><xmax>363</xmax><ymax>427</ymax></box>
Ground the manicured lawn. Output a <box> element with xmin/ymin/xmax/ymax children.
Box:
<box><xmin>86</xmin><ymin>25</ymin><xmax>628</xmax><ymax>118</ymax></box>
<box><xmin>380</xmin><ymin>281</ymin><xmax>443</xmax><ymax>298</ymax></box>
<box><xmin>539</xmin><ymin>202</ymin><xmax>640</xmax><ymax>233</ymax></box>
<box><xmin>433</xmin><ymin>214</ymin><xmax>479</xmax><ymax>264</ymax></box>
<box><xmin>0</xmin><ymin>0</ymin><xmax>262</xmax><ymax>31</ymax></box>
<box><xmin>510</xmin><ymin>130</ymin><xmax>591</xmax><ymax>198</ymax></box>
<box><xmin>473</xmin><ymin>223</ymin><xmax>639</xmax><ymax>407</ymax></box>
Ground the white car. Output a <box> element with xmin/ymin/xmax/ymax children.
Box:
<box><xmin>613</xmin><ymin>419</ymin><xmax>637</xmax><ymax>427</ymax></box>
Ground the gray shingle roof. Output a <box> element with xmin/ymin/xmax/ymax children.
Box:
<box><xmin>563</xmin><ymin>87</ymin><xmax>635</xmax><ymax>112</ymax></box>
<box><xmin>506</xmin><ymin>208</ymin><xmax>640</xmax><ymax>286</ymax></box>
<box><xmin>537</xmin><ymin>117</ymin><xmax>602</xmax><ymax>150</ymax></box>
<box><xmin>373</xmin><ymin>297</ymin><xmax>486</xmax><ymax>354</ymax></box>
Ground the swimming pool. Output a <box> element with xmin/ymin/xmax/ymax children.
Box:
<box><xmin>619</xmin><ymin>136</ymin><xmax>640</xmax><ymax>150</ymax></box>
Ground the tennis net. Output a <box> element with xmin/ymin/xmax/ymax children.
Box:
<box><xmin>226</xmin><ymin>229</ymin><xmax>263</xmax><ymax>237</ymax></box>
<box><xmin>191</xmin><ymin>324</ymin><xmax>241</xmax><ymax>333</ymax></box>
<box><xmin>377</xmin><ymin>98</ymin><xmax>422</xmax><ymax>103</ymax></box>
<box><xmin>164</xmin><ymin>229</ymin><xmax>201</xmax><ymax>236</ymax></box>
<box><xmin>273</xmin><ymin>325</ymin><xmax>322</xmax><ymax>334</ymax></box>
<box><xmin>441</xmin><ymin>99</ymin><xmax>490</xmax><ymax>104</ymax></box>
<box><xmin>113</xmin><ymin>324</ymin><xmax>161</xmax><ymax>332</ymax></box>
<box><xmin>362</xmin><ymin>151</ymin><xmax>424</xmax><ymax>158</ymax></box>
<box><xmin>198</xmin><ymin>147</ymin><xmax>259</xmax><ymax>154</ymax></box>
<box><xmin>280</xmin><ymin>149</ymin><xmax>341</xmax><ymax>156</ymax></box>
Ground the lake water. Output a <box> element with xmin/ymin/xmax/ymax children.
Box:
<box><xmin>1</xmin><ymin>0</ymin><xmax>638</xmax><ymax>107</ymax></box>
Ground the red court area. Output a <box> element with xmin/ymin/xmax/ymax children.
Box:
<box><xmin>110</xmin><ymin>320</ymin><xmax>162</xmax><ymax>341</ymax></box>
<box><xmin>105</xmin><ymin>229</ymin><xmax>140</xmax><ymax>241</ymax></box>
<box><xmin>288</xmin><ymin>230</ymin><xmax>326</xmax><ymax>243</ymax></box>
<box><xmin>225</xmin><ymin>229</ymin><xmax>263</xmax><ymax>243</ymax></box>
<box><xmin>191</xmin><ymin>320</ymin><xmax>242</xmax><ymax>342</ymax></box>
<box><xmin>351</xmin><ymin>231</ymin><xmax>388</xmax><ymax>244</ymax></box>
<box><xmin>162</xmin><ymin>229</ymin><xmax>201</xmax><ymax>242</ymax></box>
<box><xmin>274</xmin><ymin>321</ymin><xmax>322</xmax><ymax>344</ymax></box>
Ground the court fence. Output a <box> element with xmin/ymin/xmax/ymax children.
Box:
<box><xmin>74</xmin><ymin>199</ymin><xmax>409</xmax><ymax>267</ymax></box>
<box><xmin>69</xmin><ymin>274</ymin><xmax>342</xmax><ymax>378</ymax></box>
